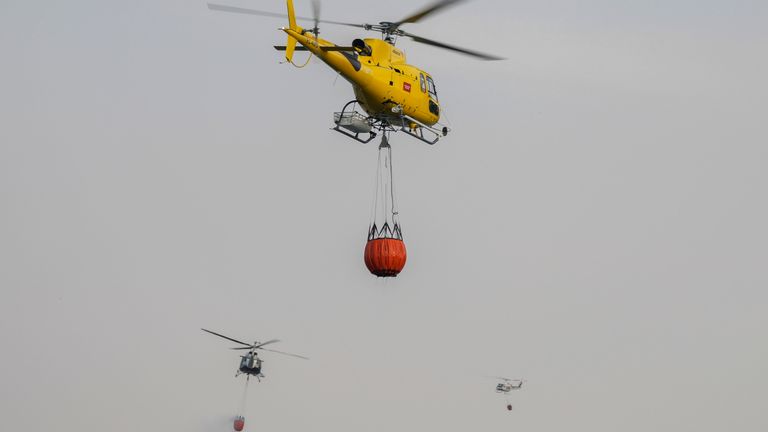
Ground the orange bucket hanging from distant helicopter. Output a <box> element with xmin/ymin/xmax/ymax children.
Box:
<box><xmin>364</xmin><ymin>135</ymin><xmax>407</xmax><ymax>277</ymax></box>
<box><xmin>234</xmin><ymin>416</ymin><xmax>245</xmax><ymax>431</ymax></box>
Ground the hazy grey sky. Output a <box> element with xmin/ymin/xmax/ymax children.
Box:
<box><xmin>1</xmin><ymin>1</ymin><xmax>767</xmax><ymax>431</ymax></box>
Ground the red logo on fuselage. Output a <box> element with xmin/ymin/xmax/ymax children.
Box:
<box><xmin>403</xmin><ymin>82</ymin><xmax>411</xmax><ymax>92</ymax></box>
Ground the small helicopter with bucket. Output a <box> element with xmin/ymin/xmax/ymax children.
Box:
<box><xmin>202</xmin><ymin>328</ymin><xmax>309</xmax><ymax>381</ymax></box>
<box><xmin>208</xmin><ymin>0</ymin><xmax>503</xmax><ymax>145</ymax></box>
<box><xmin>492</xmin><ymin>376</ymin><xmax>524</xmax><ymax>411</ymax></box>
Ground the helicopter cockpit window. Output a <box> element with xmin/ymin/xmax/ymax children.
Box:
<box><xmin>426</xmin><ymin>76</ymin><xmax>438</xmax><ymax>101</ymax></box>
<box><xmin>419</xmin><ymin>73</ymin><xmax>426</xmax><ymax>93</ymax></box>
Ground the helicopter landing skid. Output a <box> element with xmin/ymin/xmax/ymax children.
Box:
<box><xmin>332</xmin><ymin>100</ymin><xmax>448</xmax><ymax>145</ymax></box>
<box><xmin>394</xmin><ymin>115</ymin><xmax>447</xmax><ymax>145</ymax></box>
<box><xmin>332</xmin><ymin>100</ymin><xmax>377</xmax><ymax>144</ymax></box>
<box><xmin>236</xmin><ymin>371</ymin><xmax>264</xmax><ymax>382</ymax></box>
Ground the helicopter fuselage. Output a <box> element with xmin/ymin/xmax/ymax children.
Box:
<box><xmin>283</xmin><ymin>28</ymin><xmax>440</xmax><ymax>127</ymax></box>
<box><xmin>496</xmin><ymin>381</ymin><xmax>523</xmax><ymax>393</ymax></box>
<box><xmin>238</xmin><ymin>353</ymin><xmax>262</xmax><ymax>376</ymax></box>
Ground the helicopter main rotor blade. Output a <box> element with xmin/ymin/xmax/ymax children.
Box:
<box><xmin>396</xmin><ymin>0</ymin><xmax>467</xmax><ymax>25</ymax></box>
<box><xmin>231</xmin><ymin>347</ymin><xmax>254</xmax><ymax>350</ymax></box>
<box><xmin>202</xmin><ymin>328</ymin><xmax>252</xmax><ymax>347</ymax></box>
<box><xmin>207</xmin><ymin>3</ymin><xmax>367</xmax><ymax>28</ymax></box>
<box><xmin>259</xmin><ymin>347</ymin><xmax>310</xmax><ymax>360</ymax></box>
<box><xmin>400</xmin><ymin>31</ymin><xmax>504</xmax><ymax>60</ymax></box>
<box><xmin>253</xmin><ymin>339</ymin><xmax>281</xmax><ymax>349</ymax></box>
<box><xmin>491</xmin><ymin>376</ymin><xmax>524</xmax><ymax>384</ymax></box>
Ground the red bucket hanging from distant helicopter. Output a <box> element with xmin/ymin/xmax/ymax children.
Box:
<box><xmin>364</xmin><ymin>134</ymin><xmax>407</xmax><ymax>277</ymax></box>
<box><xmin>234</xmin><ymin>416</ymin><xmax>245</xmax><ymax>432</ymax></box>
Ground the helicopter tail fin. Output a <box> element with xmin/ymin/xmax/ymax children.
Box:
<box><xmin>285</xmin><ymin>37</ymin><xmax>297</xmax><ymax>63</ymax></box>
<box><xmin>283</xmin><ymin>0</ymin><xmax>298</xmax><ymax>62</ymax></box>
<box><xmin>286</xmin><ymin>0</ymin><xmax>298</xmax><ymax>31</ymax></box>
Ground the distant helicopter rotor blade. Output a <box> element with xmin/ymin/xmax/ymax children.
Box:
<box><xmin>259</xmin><ymin>347</ymin><xmax>310</xmax><ymax>360</ymax></box>
<box><xmin>230</xmin><ymin>347</ymin><xmax>254</xmax><ymax>350</ymax></box>
<box><xmin>201</xmin><ymin>328</ymin><xmax>252</xmax><ymax>346</ymax></box>
<box><xmin>253</xmin><ymin>339</ymin><xmax>281</xmax><ymax>349</ymax></box>
<box><xmin>399</xmin><ymin>31</ymin><xmax>504</xmax><ymax>60</ymax></box>
<box><xmin>207</xmin><ymin>3</ymin><xmax>367</xmax><ymax>28</ymax></box>
<box><xmin>396</xmin><ymin>0</ymin><xmax>467</xmax><ymax>25</ymax></box>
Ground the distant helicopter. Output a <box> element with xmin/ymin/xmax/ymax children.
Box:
<box><xmin>202</xmin><ymin>328</ymin><xmax>308</xmax><ymax>381</ymax></box>
<box><xmin>495</xmin><ymin>377</ymin><xmax>524</xmax><ymax>394</ymax></box>
<box><xmin>208</xmin><ymin>0</ymin><xmax>503</xmax><ymax>145</ymax></box>
<box><xmin>493</xmin><ymin>376</ymin><xmax>524</xmax><ymax>411</ymax></box>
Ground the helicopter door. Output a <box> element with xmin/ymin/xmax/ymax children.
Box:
<box><xmin>426</xmin><ymin>76</ymin><xmax>438</xmax><ymax>102</ymax></box>
<box><xmin>390</xmin><ymin>67</ymin><xmax>404</xmax><ymax>98</ymax></box>
<box><xmin>426</xmin><ymin>76</ymin><xmax>439</xmax><ymax>116</ymax></box>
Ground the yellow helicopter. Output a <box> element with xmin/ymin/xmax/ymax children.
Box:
<box><xmin>209</xmin><ymin>0</ymin><xmax>502</xmax><ymax>144</ymax></box>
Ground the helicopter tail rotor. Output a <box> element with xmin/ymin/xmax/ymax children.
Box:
<box><xmin>311</xmin><ymin>0</ymin><xmax>321</xmax><ymax>38</ymax></box>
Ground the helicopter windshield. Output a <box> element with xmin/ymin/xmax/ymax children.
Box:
<box><xmin>426</xmin><ymin>76</ymin><xmax>438</xmax><ymax>102</ymax></box>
